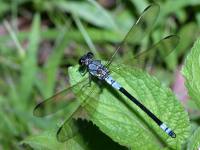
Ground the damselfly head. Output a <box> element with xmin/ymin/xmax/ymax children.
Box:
<box><xmin>79</xmin><ymin>52</ymin><xmax>94</xmax><ymax>66</ymax></box>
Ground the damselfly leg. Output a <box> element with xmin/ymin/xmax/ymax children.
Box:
<box><xmin>34</xmin><ymin>3</ymin><xmax>179</xmax><ymax>141</ymax></box>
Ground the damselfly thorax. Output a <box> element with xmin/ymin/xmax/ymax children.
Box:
<box><xmin>79</xmin><ymin>52</ymin><xmax>110</xmax><ymax>80</ymax></box>
<box><xmin>34</xmin><ymin>3</ymin><xmax>179</xmax><ymax>142</ymax></box>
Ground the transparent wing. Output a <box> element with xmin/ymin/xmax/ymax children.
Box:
<box><xmin>57</xmin><ymin>118</ymin><xmax>80</xmax><ymax>142</ymax></box>
<box><xmin>132</xmin><ymin>35</ymin><xmax>179</xmax><ymax>66</ymax></box>
<box><xmin>33</xmin><ymin>78</ymin><xmax>89</xmax><ymax>117</ymax></box>
<box><xmin>106</xmin><ymin>4</ymin><xmax>160</xmax><ymax>67</ymax></box>
<box><xmin>56</xmin><ymin>85</ymin><xmax>99</xmax><ymax>142</ymax></box>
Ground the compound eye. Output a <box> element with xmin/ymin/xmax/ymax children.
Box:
<box><xmin>87</xmin><ymin>52</ymin><xmax>94</xmax><ymax>58</ymax></box>
<box><xmin>79</xmin><ymin>58</ymin><xmax>84</xmax><ymax>65</ymax></box>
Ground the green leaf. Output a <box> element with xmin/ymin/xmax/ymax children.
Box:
<box><xmin>0</xmin><ymin>2</ymin><xmax>9</xmax><ymax>17</ymax></box>
<box><xmin>187</xmin><ymin>127</ymin><xmax>200</xmax><ymax>150</ymax></box>
<box><xmin>38</xmin><ymin>28</ymin><xmax>70</xmax><ymax>98</ymax></box>
<box><xmin>53</xmin><ymin>1</ymin><xmax>117</xmax><ymax>30</ymax></box>
<box><xmin>73</xmin><ymin>14</ymin><xmax>100</xmax><ymax>58</ymax></box>
<box><xmin>19</xmin><ymin>14</ymin><xmax>40</xmax><ymax>108</ymax></box>
<box><xmin>177</xmin><ymin>22</ymin><xmax>199</xmax><ymax>56</ymax></box>
<box><xmin>62</xmin><ymin>119</ymin><xmax>127</xmax><ymax>150</ymax></box>
<box><xmin>21</xmin><ymin>129</ymin><xmax>66</xmax><ymax>150</ymax></box>
<box><xmin>182</xmin><ymin>37</ymin><xmax>200</xmax><ymax>109</ymax></box>
<box><xmin>0</xmin><ymin>28</ymin><xmax>121</xmax><ymax>46</ymax></box>
<box><xmin>68</xmin><ymin>63</ymin><xmax>190</xmax><ymax>149</ymax></box>
<box><xmin>23</xmin><ymin>119</ymin><xmax>126</xmax><ymax>150</ymax></box>
<box><xmin>159</xmin><ymin>0</ymin><xmax>200</xmax><ymax>21</ymax></box>
<box><xmin>130</xmin><ymin>0</ymin><xmax>148</xmax><ymax>12</ymax></box>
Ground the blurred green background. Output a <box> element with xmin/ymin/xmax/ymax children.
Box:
<box><xmin>0</xmin><ymin>0</ymin><xmax>200</xmax><ymax>149</ymax></box>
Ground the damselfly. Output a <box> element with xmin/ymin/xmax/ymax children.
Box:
<box><xmin>34</xmin><ymin>3</ymin><xmax>179</xmax><ymax>141</ymax></box>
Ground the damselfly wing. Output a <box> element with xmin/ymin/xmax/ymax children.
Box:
<box><xmin>33</xmin><ymin>78</ymin><xmax>89</xmax><ymax>117</ymax></box>
<box><xmin>129</xmin><ymin>35</ymin><xmax>179</xmax><ymax>67</ymax></box>
<box><xmin>34</xmin><ymin>3</ymin><xmax>179</xmax><ymax>141</ymax></box>
<box><xmin>106</xmin><ymin>4</ymin><xmax>160</xmax><ymax>67</ymax></box>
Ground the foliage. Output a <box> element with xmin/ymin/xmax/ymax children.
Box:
<box><xmin>182</xmin><ymin>37</ymin><xmax>200</xmax><ymax>109</ymax></box>
<box><xmin>66</xmin><ymin>64</ymin><xmax>189</xmax><ymax>149</ymax></box>
<box><xmin>0</xmin><ymin>0</ymin><xmax>200</xmax><ymax>150</ymax></box>
<box><xmin>187</xmin><ymin>127</ymin><xmax>200</xmax><ymax>150</ymax></box>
